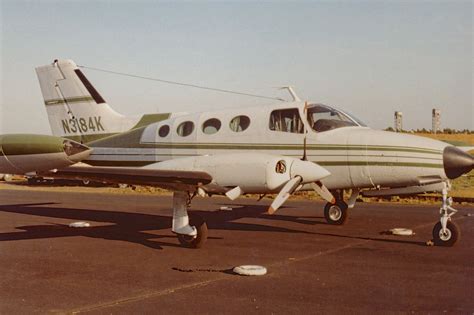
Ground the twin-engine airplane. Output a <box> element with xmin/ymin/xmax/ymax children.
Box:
<box><xmin>8</xmin><ymin>59</ymin><xmax>474</xmax><ymax>248</ymax></box>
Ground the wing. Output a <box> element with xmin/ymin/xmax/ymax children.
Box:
<box><xmin>45</xmin><ymin>166</ymin><xmax>212</xmax><ymax>191</ymax></box>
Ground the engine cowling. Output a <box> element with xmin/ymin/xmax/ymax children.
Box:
<box><xmin>147</xmin><ymin>153</ymin><xmax>330</xmax><ymax>194</ymax></box>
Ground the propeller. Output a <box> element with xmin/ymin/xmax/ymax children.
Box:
<box><xmin>268</xmin><ymin>159</ymin><xmax>331</xmax><ymax>214</ymax></box>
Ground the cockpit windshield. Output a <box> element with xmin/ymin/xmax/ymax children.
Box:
<box><xmin>306</xmin><ymin>104</ymin><xmax>366</xmax><ymax>132</ymax></box>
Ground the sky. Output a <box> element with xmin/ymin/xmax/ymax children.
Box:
<box><xmin>0</xmin><ymin>0</ymin><xmax>472</xmax><ymax>134</ymax></box>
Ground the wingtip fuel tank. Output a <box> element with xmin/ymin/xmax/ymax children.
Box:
<box><xmin>0</xmin><ymin>134</ymin><xmax>91</xmax><ymax>174</ymax></box>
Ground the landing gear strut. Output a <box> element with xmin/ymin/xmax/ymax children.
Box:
<box><xmin>432</xmin><ymin>182</ymin><xmax>460</xmax><ymax>247</ymax></box>
<box><xmin>324</xmin><ymin>190</ymin><xmax>349</xmax><ymax>225</ymax></box>
<box><xmin>172</xmin><ymin>191</ymin><xmax>208</xmax><ymax>248</ymax></box>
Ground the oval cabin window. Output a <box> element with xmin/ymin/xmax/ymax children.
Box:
<box><xmin>158</xmin><ymin>125</ymin><xmax>170</xmax><ymax>137</ymax></box>
<box><xmin>229</xmin><ymin>115</ymin><xmax>250</xmax><ymax>132</ymax></box>
<box><xmin>176</xmin><ymin>121</ymin><xmax>194</xmax><ymax>137</ymax></box>
<box><xmin>202</xmin><ymin>118</ymin><xmax>221</xmax><ymax>135</ymax></box>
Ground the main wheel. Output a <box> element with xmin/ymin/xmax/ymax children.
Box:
<box><xmin>177</xmin><ymin>214</ymin><xmax>208</xmax><ymax>249</ymax></box>
<box><xmin>324</xmin><ymin>201</ymin><xmax>349</xmax><ymax>225</ymax></box>
<box><xmin>432</xmin><ymin>221</ymin><xmax>460</xmax><ymax>247</ymax></box>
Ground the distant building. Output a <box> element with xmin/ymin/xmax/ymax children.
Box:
<box><xmin>394</xmin><ymin>111</ymin><xmax>403</xmax><ymax>132</ymax></box>
<box><xmin>432</xmin><ymin>109</ymin><xmax>441</xmax><ymax>133</ymax></box>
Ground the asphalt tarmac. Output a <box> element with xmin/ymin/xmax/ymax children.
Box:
<box><xmin>0</xmin><ymin>186</ymin><xmax>473</xmax><ymax>314</ymax></box>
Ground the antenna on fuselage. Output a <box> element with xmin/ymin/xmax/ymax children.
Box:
<box><xmin>278</xmin><ymin>86</ymin><xmax>301</xmax><ymax>102</ymax></box>
<box><xmin>302</xmin><ymin>101</ymin><xmax>309</xmax><ymax>161</ymax></box>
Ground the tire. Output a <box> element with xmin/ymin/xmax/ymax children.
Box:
<box><xmin>432</xmin><ymin>221</ymin><xmax>460</xmax><ymax>247</ymax></box>
<box><xmin>177</xmin><ymin>214</ymin><xmax>208</xmax><ymax>249</ymax></box>
<box><xmin>324</xmin><ymin>201</ymin><xmax>349</xmax><ymax>225</ymax></box>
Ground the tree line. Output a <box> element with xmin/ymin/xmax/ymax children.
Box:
<box><xmin>385</xmin><ymin>127</ymin><xmax>474</xmax><ymax>134</ymax></box>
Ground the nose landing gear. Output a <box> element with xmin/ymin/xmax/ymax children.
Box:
<box><xmin>433</xmin><ymin>182</ymin><xmax>460</xmax><ymax>247</ymax></box>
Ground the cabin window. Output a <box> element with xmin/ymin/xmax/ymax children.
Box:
<box><xmin>202</xmin><ymin>118</ymin><xmax>221</xmax><ymax>135</ymax></box>
<box><xmin>176</xmin><ymin>121</ymin><xmax>194</xmax><ymax>137</ymax></box>
<box><xmin>269</xmin><ymin>108</ymin><xmax>304</xmax><ymax>134</ymax></box>
<box><xmin>306</xmin><ymin>104</ymin><xmax>358</xmax><ymax>132</ymax></box>
<box><xmin>229</xmin><ymin>115</ymin><xmax>250</xmax><ymax>132</ymax></box>
<box><xmin>158</xmin><ymin>125</ymin><xmax>170</xmax><ymax>137</ymax></box>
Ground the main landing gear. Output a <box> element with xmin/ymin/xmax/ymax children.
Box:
<box><xmin>172</xmin><ymin>191</ymin><xmax>208</xmax><ymax>248</ymax></box>
<box><xmin>324</xmin><ymin>190</ymin><xmax>349</xmax><ymax>225</ymax></box>
<box><xmin>432</xmin><ymin>182</ymin><xmax>460</xmax><ymax>247</ymax></box>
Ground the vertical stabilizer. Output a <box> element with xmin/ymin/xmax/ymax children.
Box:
<box><xmin>36</xmin><ymin>59</ymin><xmax>138</xmax><ymax>143</ymax></box>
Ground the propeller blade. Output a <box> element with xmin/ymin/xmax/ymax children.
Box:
<box><xmin>268</xmin><ymin>176</ymin><xmax>302</xmax><ymax>214</ymax></box>
<box><xmin>310</xmin><ymin>181</ymin><xmax>336</xmax><ymax>204</ymax></box>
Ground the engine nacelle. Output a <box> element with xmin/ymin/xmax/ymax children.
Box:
<box><xmin>0</xmin><ymin>134</ymin><xmax>91</xmax><ymax>174</ymax></box>
<box><xmin>147</xmin><ymin>153</ymin><xmax>330</xmax><ymax>194</ymax></box>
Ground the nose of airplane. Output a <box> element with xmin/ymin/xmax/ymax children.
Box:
<box><xmin>63</xmin><ymin>139</ymin><xmax>92</xmax><ymax>162</ymax></box>
<box><xmin>443</xmin><ymin>146</ymin><xmax>474</xmax><ymax>179</ymax></box>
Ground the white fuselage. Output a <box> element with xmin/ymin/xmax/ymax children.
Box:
<box><xmin>88</xmin><ymin>101</ymin><xmax>449</xmax><ymax>190</ymax></box>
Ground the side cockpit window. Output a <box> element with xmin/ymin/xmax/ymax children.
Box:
<box><xmin>269</xmin><ymin>108</ymin><xmax>304</xmax><ymax>134</ymax></box>
<box><xmin>307</xmin><ymin>104</ymin><xmax>359</xmax><ymax>132</ymax></box>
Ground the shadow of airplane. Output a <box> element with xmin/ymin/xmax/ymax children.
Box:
<box><xmin>0</xmin><ymin>202</ymin><xmax>427</xmax><ymax>249</ymax></box>
<box><xmin>0</xmin><ymin>202</ymin><xmax>314</xmax><ymax>250</ymax></box>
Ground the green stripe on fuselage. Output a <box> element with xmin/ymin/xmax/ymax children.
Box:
<box><xmin>317</xmin><ymin>161</ymin><xmax>443</xmax><ymax>168</ymax></box>
<box><xmin>84</xmin><ymin>158</ymin><xmax>443</xmax><ymax>169</ymax></box>
<box><xmin>131</xmin><ymin>113</ymin><xmax>171</xmax><ymax>129</ymax></box>
<box><xmin>63</xmin><ymin>133</ymin><xmax>118</xmax><ymax>144</ymax></box>
<box><xmin>63</xmin><ymin>114</ymin><xmax>171</xmax><ymax>145</ymax></box>
<box><xmin>88</xmin><ymin>127</ymin><xmax>147</xmax><ymax>147</ymax></box>
<box><xmin>94</xmin><ymin>141</ymin><xmax>442</xmax><ymax>155</ymax></box>
<box><xmin>89</xmin><ymin>152</ymin><xmax>443</xmax><ymax>162</ymax></box>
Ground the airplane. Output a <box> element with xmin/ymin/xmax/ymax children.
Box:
<box><xmin>28</xmin><ymin>59</ymin><xmax>474</xmax><ymax>248</ymax></box>
<box><xmin>0</xmin><ymin>134</ymin><xmax>91</xmax><ymax>174</ymax></box>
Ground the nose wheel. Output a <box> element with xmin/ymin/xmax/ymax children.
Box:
<box><xmin>432</xmin><ymin>221</ymin><xmax>459</xmax><ymax>247</ymax></box>
<box><xmin>433</xmin><ymin>182</ymin><xmax>460</xmax><ymax>247</ymax></box>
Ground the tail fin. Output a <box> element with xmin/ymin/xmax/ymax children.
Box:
<box><xmin>36</xmin><ymin>59</ymin><xmax>137</xmax><ymax>143</ymax></box>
